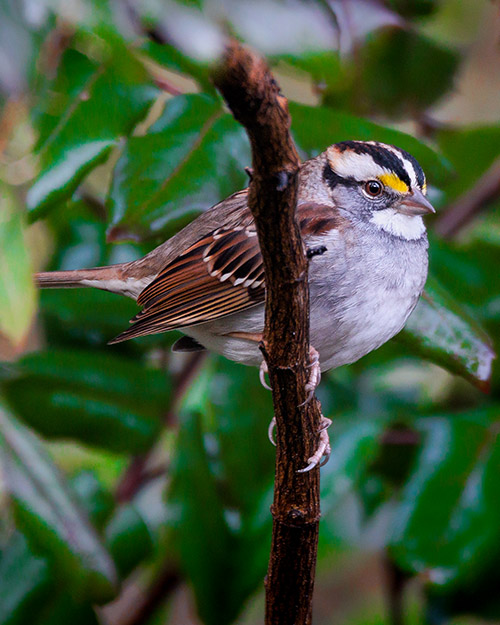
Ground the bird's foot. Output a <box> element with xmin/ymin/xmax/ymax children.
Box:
<box><xmin>268</xmin><ymin>414</ymin><xmax>332</xmax><ymax>472</ymax></box>
<box><xmin>298</xmin><ymin>416</ymin><xmax>332</xmax><ymax>473</ymax></box>
<box><xmin>300</xmin><ymin>346</ymin><xmax>321</xmax><ymax>406</ymax></box>
<box><xmin>259</xmin><ymin>345</ymin><xmax>321</xmax><ymax>402</ymax></box>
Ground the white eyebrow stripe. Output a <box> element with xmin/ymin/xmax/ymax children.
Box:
<box><xmin>327</xmin><ymin>149</ymin><xmax>395</xmax><ymax>182</ymax></box>
<box><xmin>378</xmin><ymin>143</ymin><xmax>419</xmax><ymax>189</ymax></box>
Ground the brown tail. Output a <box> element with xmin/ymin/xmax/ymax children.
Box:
<box><xmin>35</xmin><ymin>265</ymin><xmax>125</xmax><ymax>291</ymax></box>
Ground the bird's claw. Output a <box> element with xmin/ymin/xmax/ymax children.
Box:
<box><xmin>268</xmin><ymin>417</ymin><xmax>276</xmax><ymax>446</ymax></box>
<box><xmin>259</xmin><ymin>360</ymin><xmax>272</xmax><ymax>391</ymax></box>
<box><xmin>298</xmin><ymin>416</ymin><xmax>332</xmax><ymax>473</ymax></box>
<box><xmin>299</xmin><ymin>346</ymin><xmax>321</xmax><ymax>406</ymax></box>
<box><xmin>261</xmin><ymin>346</ymin><xmax>329</xmax><ymax>471</ymax></box>
<box><xmin>260</xmin><ymin>345</ymin><xmax>321</xmax><ymax>403</ymax></box>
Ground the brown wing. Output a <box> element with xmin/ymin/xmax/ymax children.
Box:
<box><xmin>109</xmin><ymin>201</ymin><xmax>343</xmax><ymax>344</ymax></box>
<box><xmin>108</xmin><ymin>225</ymin><xmax>264</xmax><ymax>343</ymax></box>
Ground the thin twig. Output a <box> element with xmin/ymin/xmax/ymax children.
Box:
<box><xmin>107</xmin><ymin>562</ymin><xmax>181</xmax><ymax>625</ymax></box>
<box><xmin>434</xmin><ymin>158</ymin><xmax>500</xmax><ymax>239</ymax></box>
<box><xmin>213</xmin><ymin>41</ymin><xmax>322</xmax><ymax>625</ymax></box>
<box><xmin>384</xmin><ymin>552</ymin><xmax>410</xmax><ymax>625</ymax></box>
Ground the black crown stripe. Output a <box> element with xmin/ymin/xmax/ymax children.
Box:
<box><xmin>335</xmin><ymin>141</ymin><xmax>413</xmax><ymax>189</ymax></box>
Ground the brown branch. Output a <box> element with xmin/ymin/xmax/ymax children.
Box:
<box><xmin>434</xmin><ymin>157</ymin><xmax>500</xmax><ymax>239</ymax></box>
<box><xmin>213</xmin><ymin>41</ymin><xmax>323</xmax><ymax>625</ymax></box>
<box><xmin>384</xmin><ymin>552</ymin><xmax>411</xmax><ymax>625</ymax></box>
<box><xmin>106</xmin><ymin>562</ymin><xmax>180</xmax><ymax>625</ymax></box>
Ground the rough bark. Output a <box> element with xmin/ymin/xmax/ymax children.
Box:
<box><xmin>213</xmin><ymin>41</ymin><xmax>323</xmax><ymax>625</ymax></box>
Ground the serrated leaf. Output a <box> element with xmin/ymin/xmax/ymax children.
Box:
<box><xmin>0</xmin><ymin>185</ymin><xmax>36</xmax><ymax>349</ymax></box>
<box><xmin>27</xmin><ymin>47</ymin><xmax>158</xmax><ymax>220</ymax></box>
<box><xmin>107</xmin><ymin>93</ymin><xmax>250</xmax><ymax>240</ymax></box>
<box><xmin>2</xmin><ymin>350</ymin><xmax>169</xmax><ymax>453</ymax></box>
<box><xmin>400</xmin><ymin>277</ymin><xmax>495</xmax><ymax>390</ymax></box>
<box><xmin>0</xmin><ymin>404</ymin><xmax>118</xmax><ymax>603</ymax></box>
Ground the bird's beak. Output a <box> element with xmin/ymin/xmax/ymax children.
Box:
<box><xmin>397</xmin><ymin>188</ymin><xmax>436</xmax><ymax>217</ymax></box>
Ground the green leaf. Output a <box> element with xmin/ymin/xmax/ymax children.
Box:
<box><xmin>208</xmin><ymin>357</ymin><xmax>275</xmax><ymax>513</ymax></box>
<box><xmin>107</xmin><ymin>93</ymin><xmax>250</xmax><ymax>240</ymax></box>
<box><xmin>140</xmin><ymin>39</ymin><xmax>214</xmax><ymax>92</ymax></box>
<box><xmin>289</xmin><ymin>102</ymin><xmax>449</xmax><ymax>185</ymax></box>
<box><xmin>170</xmin><ymin>409</ymin><xmax>246</xmax><ymax>625</ymax></box>
<box><xmin>0</xmin><ymin>404</ymin><xmax>118</xmax><ymax>603</ymax></box>
<box><xmin>33</xmin><ymin>593</ymin><xmax>100</xmax><ymax>625</ymax></box>
<box><xmin>400</xmin><ymin>277</ymin><xmax>495</xmax><ymax>390</ymax></box>
<box><xmin>2</xmin><ymin>349</ymin><xmax>169</xmax><ymax>454</ymax></box>
<box><xmin>33</xmin><ymin>49</ymin><xmax>97</xmax><ymax>151</ymax></box>
<box><xmin>27</xmin><ymin>47</ymin><xmax>158</xmax><ymax>220</ymax></box>
<box><xmin>353</xmin><ymin>29</ymin><xmax>459</xmax><ymax>117</ymax></box>
<box><xmin>0</xmin><ymin>185</ymin><xmax>37</xmax><ymax>349</ymax></box>
<box><xmin>105</xmin><ymin>504</ymin><xmax>155</xmax><ymax>578</ymax></box>
<box><xmin>0</xmin><ymin>471</ymin><xmax>113</xmax><ymax>624</ymax></box>
<box><xmin>320</xmin><ymin>417</ymin><xmax>385</xmax><ymax>515</ymax></box>
<box><xmin>105</xmin><ymin>478</ymin><xmax>167</xmax><ymax>578</ymax></box>
<box><xmin>436</xmin><ymin>125</ymin><xmax>500</xmax><ymax>200</ymax></box>
<box><xmin>386</xmin><ymin>0</ymin><xmax>438</xmax><ymax>18</ymax></box>
<box><xmin>0</xmin><ymin>532</ymin><xmax>51</xmax><ymax>625</ymax></box>
<box><xmin>390</xmin><ymin>413</ymin><xmax>500</xmax><ymax>589</ymax></box>
<box><xmin>39</xmin><ymin>288</ymin><xmax>140</xmax><ymax>348</ymax></box>
<box><xmin>70</xmin><ymin>470</ymin><xmax>115</xmax><ymax>531</ymax></box>
<box><xmin>204</xmin><ymin>358</ymin><xmax>275</xmax><ymax>600</ymax></box>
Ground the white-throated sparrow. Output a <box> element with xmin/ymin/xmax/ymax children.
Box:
<box><xmin>36</xmin><ymin>140</ymin><xmax>435</xmax><ymax>468</ymax></box>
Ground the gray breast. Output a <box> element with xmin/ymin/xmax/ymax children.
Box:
<box><xmin>308</xmin><ymin>227</ymin><xmax>428</xmax><ymax>371</ymax></box>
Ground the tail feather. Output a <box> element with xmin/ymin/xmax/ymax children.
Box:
<box><xmin>35</xmin><ymin>265</ymin><xmax>124</xmax><ymax>290</ymax></box>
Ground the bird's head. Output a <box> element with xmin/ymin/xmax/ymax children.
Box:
<box><xmin>324</xmin><ymin>140</ymin><xmax>435</xmax><ymax>240</ymax></box>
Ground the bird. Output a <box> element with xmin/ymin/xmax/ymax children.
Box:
<box><xmin>36</xmin><ymin>140</ymin><xmax>435</xmax><ymax>470</ymax></box>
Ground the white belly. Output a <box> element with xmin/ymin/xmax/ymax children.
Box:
<box><xmin>183</xmin><ymin>233</ymin><xmax>427</xmax><ymax>371</ymax></box>
<box><xmin>183</xmin><ymin>282</ymin><xmax>421</xmax><ymax>371</ymax></box>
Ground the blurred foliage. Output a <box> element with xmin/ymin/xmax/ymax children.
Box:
<box><xmin>0</xmin><ymin>1</ymin><xmax>499</xmax><ymax>625</ymax></box>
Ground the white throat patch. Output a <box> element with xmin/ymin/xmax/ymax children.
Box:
<box><xmin>370</xmin><ymin>208</ymin><xmax>425</xmax><ymax>240</ymax></box>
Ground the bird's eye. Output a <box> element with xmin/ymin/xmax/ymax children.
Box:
<box><xmin>364</xmin><ymin>180</ymin><xmax>383</xmax><ymax>198</ymax></box>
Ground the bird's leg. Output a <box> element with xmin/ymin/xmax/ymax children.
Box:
<box><xmin>265</xmin><ymin>345</ymin><xmax>329</xmax><ymax>471</ymax></box>
<box><xmin>300</xmin><ymin>345</ymin><xmax>321</xmax><ymax>405</ymax></box>
<box><xmin>298</xmin><ymin>416</ymin><xmax>332</xmax><ymax>473</ymax></box>
<box><xmin>269</xmin><ymin>412</ymin><xmax>332</xmax><ymax>472</ymax></box>
<box><xmin>228</xmin><ymin>331</ymin><xmax>327</xmax><ymax>468</ymax></box>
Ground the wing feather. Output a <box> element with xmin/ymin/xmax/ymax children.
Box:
<box><xmin>109</xmin><ymin>201</ymin><xmax>345</xmax><ymax>345</ymax></box>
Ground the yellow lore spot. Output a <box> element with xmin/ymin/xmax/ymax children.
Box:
<box><xmin>378</xmin><ymin>173</ymin><xmax>409</xmax><ymax>194</ymax></box>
